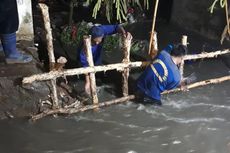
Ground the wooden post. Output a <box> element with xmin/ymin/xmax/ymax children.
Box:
<box><xmin>225</xmin><ymin>0</ymin><xmax>230</xmax><ymax>35</ymax></box>
<box><xmin>122</xmin><ymin>34</ymin><xmax>132</xmax><ymax>96</ymax></box>
<box><xmin>150</xmin><ymin>32</ymin><xmax>158</xmax><ymax>59</ymax></box>
<box><xmin>39</xmin><ymin>3</ymin><xmax>59</xmax><ymax>108</ymax></box>
<box><xmin>84</xmin><ymin>35</ymin><xmax>99</xmax><ymax>105</ymax></box>
<box><xmin>181</xmin><ymin>35</ymin><xmax>188</xmax><ymax>46</ymax></box>
<box><xmin>39</xmin><ymin>3</ymin><xmax>55</xmax><ymax>69</ymax></box>
<box><xmin>148</xmin><ymin>0</ymin><xmax>159</xmax><ymax>56</ymax></box>
<box><xmin>180</xmin><ymin>35</ymin><xmax>188</xmax><ymax>78</ymax></box>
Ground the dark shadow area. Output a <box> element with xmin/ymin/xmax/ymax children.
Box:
<box><xmin>145</xmin><ymin>0</ymin><xmax>173</xmax><ymax>23</ymax></box>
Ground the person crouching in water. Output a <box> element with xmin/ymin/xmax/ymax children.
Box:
<box><xmin>136</xmin><ymin>44</ymin><xmax>196</xmax><ymax>105</ymax></box>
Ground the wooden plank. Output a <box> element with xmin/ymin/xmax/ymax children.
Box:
<box><xmin>84</xmin><ymin>36</ymin><xmax>99</xmax><ymax>105</ymax></box>
<box><xmin>122</xmin><ymin>34</ymin><xmax>132</xmax><ymax>96</ymax></box>
<box><xmin>31</xmin><ymin>95</ymin><xmax>135</xmax><ymax>121</ymax></box>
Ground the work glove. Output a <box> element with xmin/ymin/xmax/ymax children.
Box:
<box><xmin>184</xmin><ymin>72</ymin><xmax>197</xmax><ymax>85</ymax></box>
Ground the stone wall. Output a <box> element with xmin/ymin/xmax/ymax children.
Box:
<box><xmin>171</xmin><ymin>0</ymin><xmax>226</xmax><ymax>40</ymax></box>
<box><xmin>17</xmin><ymin>0</ymin><xmax>34</xmax><ymax>41</ymax></box>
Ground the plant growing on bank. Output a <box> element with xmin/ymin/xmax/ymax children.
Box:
<box><xmin>60</xmin><ymin>21</ymin><xmax>90</xmax><ymax>46</ymax></box>
<box><xmin>60</xmin><ymin>20</ymin><xmax>146</xmax><ymax>55</ymax></box>
<box><xmin>209</xmin><ymin>0</ymin><xmax>227</xmax><ymax>13</ymax></box>
<box><xmin>88</xmin><ymin>0</ymin><xmax>149</xmax><ymax>23</ymax></box>
<box><xmin>60</xmin><ymin>0</ymin><xmax>150</xmax><ymax>46</ymax></box>
<box><xmin>209</xmin><ymin>0</ymin><xmax>229</xmax><ymax>44</ymax></box>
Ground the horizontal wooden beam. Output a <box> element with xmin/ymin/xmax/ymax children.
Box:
<box><xmin>23</xmin><ymin>61</ymin><xmax>149</xmax><ymax>84</ymax></box>
<box><xmin>23</xmin><ymin>49</ymin><xmax>230</xmax><ymax>84</ymax></box>
<box><xmin>31</xmin><ymin>95</ymin><xmax>135</xmax><ymax>121</ymax></box>
<box><xmin>163</xmin><ymin>75</ymin><xmax>230</xmax><ymax>94</ymax></box>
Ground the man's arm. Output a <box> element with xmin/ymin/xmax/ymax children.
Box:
<box><xmin>117</xmin><ymin>25</ymin><xmax>126</xmax><ymax>36</ymax></box>
<box><xmin>179</xmin><ymin>73</ymin><xmax>197</xmax><ymax>90</ymax></box>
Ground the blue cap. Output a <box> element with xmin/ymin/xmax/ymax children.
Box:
<box><xmin>90</xmin><ymin>26</ymin><xmax>104</xmax><ymax>39</ymax></box>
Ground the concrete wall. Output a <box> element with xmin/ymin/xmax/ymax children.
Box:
<box><xmin>171</xmin><ymin>0</ymin><xmax>226</xmax><ymax>40</ymax></box>
<box><xmin>16</xmin><ymin>0</ymin><xmax>34</xmax><ymax>41</ymax></box>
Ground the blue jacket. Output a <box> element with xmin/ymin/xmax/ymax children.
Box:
<box><xmin>79</xmin><ymin>25</ymin><xmax>120</xmax><ymax>67</ymax></box>
<box><xmin>137</xmin><ymin>50</ymin><xmax>181</xmax><ymax>101</ymax></box>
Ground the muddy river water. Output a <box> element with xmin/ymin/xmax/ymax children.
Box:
<box><xmin>0</xmin><ymin>58</ymin><xmax>229</xmax><ymax>153</ymax></box>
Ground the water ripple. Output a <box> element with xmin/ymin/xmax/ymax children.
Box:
<box><xmin>166</xmin><ymin>116</ymin><xmax>225</xmax><ymax>123</ymax></box>
<box><xmin>140</xmin><ymin>109</ymin><xmax>226</xmax><ymax>123</ymax></box>
<box><xmin>73</xmin><ymin>116</ymin><xmax>140</xmax><ymax>129</ymax></box>
<box><xmin>166</xmin><ymin>100</ymin><xmax>230</xmax><ymax>110</ymax></box>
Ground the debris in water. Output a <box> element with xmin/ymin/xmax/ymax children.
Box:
<box><xmin>172</xmin><ymin>140</ymin><xmax>182</xmax><ymax>144</ymax></box>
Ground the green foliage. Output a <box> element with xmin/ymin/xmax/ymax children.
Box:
<box><xmin>102</xmin><ymin>34</ymin><xmax>121</xmax><ymax>55</ymax></box>
<box><xmin>102</xmin><ymin>34</ymin><xmax>148</xmax><ymax>55</ymax></box>
<box><xmin>60</xmin><ymin>21</ymin><xmax>90</xmax><ymax>46</ymax></box>
<box><xmin>209</xmin><ymin>0</ymin><xmax>227</xmax><ymax>13</ymax></box>
<box><xmin>87</xmin><ymin>0</ymin><xmax>149</xmax><ymax>23</ymax></box>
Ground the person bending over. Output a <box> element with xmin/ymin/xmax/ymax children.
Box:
<box><xmin>79</xmin><ymin>24</ymin><xmax>130</xmax><ymax>94</ymax></box>
<box><xmin>136</xmin><ymin>44</ymin><xmax>196</xmax><ymax>105</ymax></box>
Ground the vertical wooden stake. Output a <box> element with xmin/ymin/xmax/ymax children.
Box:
<box><xmin>122</xmin><ymin>34</ymin><xmax>132</xmax><ymax>96</ymax></box>
<box><xmin>181</xmin><ymin>35</ymin><xmax>188</xmax><ymax>46</ymax></box>
<box><xmin>180</xmin><ymin>35</ymin><xmax>188</xmax><ymax>78</ymax></box>
<box><xmin>39</xmin><ymin>3</ymin><xmax>59</xmax><ymax>108</ymax></box>
<box><xmin>149</xmin><ymin>32</ymin><xmax>158</xmax><ymax>59</ymax></box>
<box><xmin>225</xmin><ymin>0</ymin><xmax>230</xmax><ymax>35</ymax></box>
<box><xmin>39</xmin><ymin>3</ymin><xmax>55</xmax><ymax>69</ymax></box>
<box><xmin>148</xmin><ymin>0</ymin><xmax>159</xmax><ymax>56</ymax></box>
<box><xmin>84</xmin><ymin>35</ymin><xmax>99</xmax><ymax>105</ymax></box>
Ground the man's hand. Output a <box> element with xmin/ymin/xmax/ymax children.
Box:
<box><xmin>180</xmin><ymin>73</ymin><xmax>197</xmax><ymax>91</ymax></box>
<box><xmin>184</xmin><ymin>73</ymin><xmax>197</xmax><ymax>85</ymax></box>
<box><xmin>180</xmin><ymin>84</ymin><xmax>189</xmax><ymax>91</ymax></box>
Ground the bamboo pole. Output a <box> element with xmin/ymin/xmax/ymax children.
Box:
<box><xmin>162</xmin><ymin>75</ymin><xmax>230</xmax><ymax>94</ymax></box>
<box><xmin>149</xmin><ymin>32</ymin><xmax>158</xmax><ymax>59</ymax></box>
<box><xmin>225</xmin><ymin>0</ymin><xmax>230</xmax><ymax>35</ymax></box>
<box><xmin>39</xmin><ymin>3</ymin><xmax>55</xmax><ymax>69</ymax></box>
<box><xmin>148</xmin><ymin>0</ymin><xmax>159</xmax><ymax>55</ymax></box>
<box><xmin>39</xmin><ymin>3</ymin><xmax>59</xmax><ymax>108</ymax></box>
<box><xmin>23</xmin><ymin>61</ymin><xmax>149</xmax><ymax>84</ymax></box>
<box><xmin>23</xmin><ymin>49</ymin><xmax>230</xmax><ymax>84</ymax></box>
<box><xmin>122</xmin><ymin>34</ymin><xmax>132</xmax><ymax>96</ymax></box>
<box><xmin>180</xmin><ymin>35</ymin><xmax>188</xmax><ymax>78</ymax></box>
<box><xmin>181</xmin><ymin>35</ymin><xmax>188</xmax><ymax>46</ymax></box>
<box><xmin>50</xmin><ymin>79</ymin><xmax>59</xmax><ymax>108</ymax></box>
<box><xmin>84</xmin><ymin>36</ymin><xmax>99</xmax><ymax>105</ymax></box>
<box><xmin>220</xmin><ymin>19</ymin><xmax>230</xmax><ymax>44</ymax></box>
<box><xmin>31</xmin><ymin>95</ymin><xmax>135</xmax><ymax>121</ymax></box>
<box><xmin>183</xmin><ymin>49</ymin><xmax>230</xmax><ymax>60</ymax></box>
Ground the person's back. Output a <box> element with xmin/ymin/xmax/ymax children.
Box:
<box><xmin>137</xmin><ymin>50</ymin><xmax>181</xmax><ymax>101</ymax></box>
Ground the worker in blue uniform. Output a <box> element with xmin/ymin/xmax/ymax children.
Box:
<box><xmin>0</xmin><ymin>0</ymin><xmax>32</xmax><ymax>64</ymax></box>
<box><xmin>136</xmin><ymin>44</ymin><xmax>197</xmax><ymax>105</ymax></box>
<box><xmin>79</xmin><ymin>24</ymin><xmax>129</xmax><ymax>94</ymax></box>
